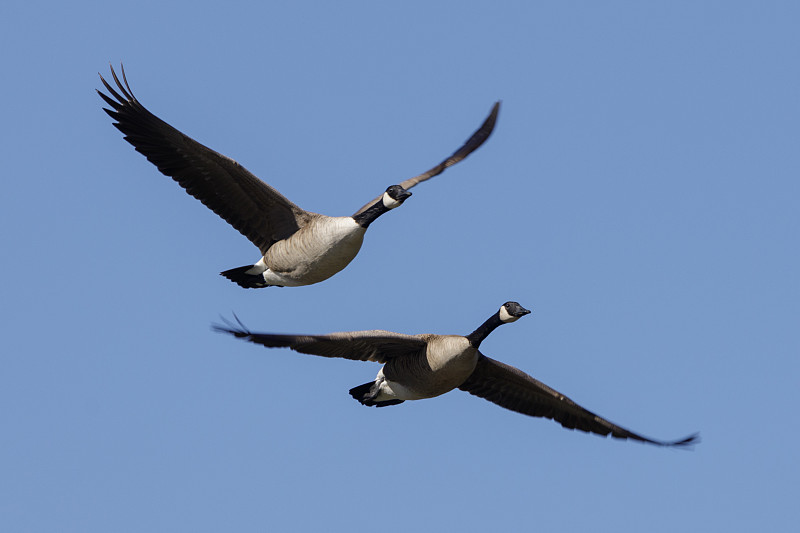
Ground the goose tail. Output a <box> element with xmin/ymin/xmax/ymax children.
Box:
<box><xmin>349</xmin><ymin>381</ymin><xmax>404</xmax><ymax>408</ymax></box>
<box><xmin>220</xmin><ymin>265</ymin><xmax>272</xmax><ymax>288</ymax></box>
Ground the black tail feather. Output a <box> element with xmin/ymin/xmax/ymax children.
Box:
<box><xmin>349</xmin><ymin>381</ymin><xmax>404</xmax><ymax>408</ymax></box>
<box><xmin>220</xmin><ymin>265</ymin><xmax>270</xmax><ymax>288</ymax></box>
<box><xmin>373</xmin><ymin>399</ymin><xmax>405</xmax><ymax>407</ymax></box>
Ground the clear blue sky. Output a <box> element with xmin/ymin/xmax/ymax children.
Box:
<box><xmin>2</xmin><ymin>1</ymin><xmax>798</xmax><ymax>531</ymax></box>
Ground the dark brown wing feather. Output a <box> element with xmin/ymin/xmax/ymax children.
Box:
<box><xmin>98</xmin><ymin>64</ymin><xmax>312</xmax><ymax>255</ymax></box>
<box><xmin>459</xmin><ymin>354</ymin><xmax>699</xmax><ymax>447</ymax></box>
<box><xmin>213</xmin><ymin>319</ymin><xmax>428</xmax><ymax>363</ymax></box>
<box><xmin>353</xmin><ymin>101</ymin><xmax>500</xmax><ymax>215</ymax></box>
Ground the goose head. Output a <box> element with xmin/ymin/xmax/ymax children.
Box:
<box><xmin>467</xmin><ymin>301</ymin><xmax>531</xmax><ymax>347</ymax></box>
<box><xmin>499</xmin><ymin>301</ymin><xmax>531</xmax><ymax>323</ymax></box>
<box><xmin>353</xmin><ymin>185</ymin><xmax>413</xmax><ymax>228</ymax></box>
<box><xmin>381</xmin><ymin>185</ymin><xmax>412</xmax><ymax>209</ymax></box>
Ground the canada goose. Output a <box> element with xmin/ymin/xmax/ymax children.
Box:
<box><xmin>98</xmin><ymin>65</ymin><xmax>499</xmax><ymax>288</ymax></box>
<box><xmin>214</xmin><ymin>303</ymin><xmax>698</xmax><ymax>447</ymax></box>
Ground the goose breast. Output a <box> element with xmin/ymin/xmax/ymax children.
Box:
<box><xmin>385</xmin><ymin>335</ymin><xmax>478</xmax><ymax>399</ymax></box>
<box><xmin>265</xmin><ymin>216</ymin><xmax>366</xmax><ymax>284</ymax></box>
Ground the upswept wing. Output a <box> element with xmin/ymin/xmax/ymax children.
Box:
<box><xmin>459</xmin><ymin>354</ymin><xmax>698</xmax><ymax>447</ymax></box>
<box><xmin>214</xmin><ymin>318</ymin><xmax>428</xmax><ymax>364</ymax></box>
<box><xmin>98</xmin><ymin>64</ymin><xmax>312</xmax><ymax>255</ymax></box>
<box><xmin>353</xmin><ymin>101</ymin><xmax>500</xmax><ymax>215</ymax></box>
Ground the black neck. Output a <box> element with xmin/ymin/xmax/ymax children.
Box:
<box><xmin>466</xmin><ymin>311</ymin><xmax>504</xmax><ymax>347</ymax></box>
<box><xmin>352</xmin><ymin>199</ymin><xmax>390</xmax><ymax>228</ymax></box>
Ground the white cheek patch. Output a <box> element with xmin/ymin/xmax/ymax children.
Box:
<box><xmin>382</xmin><ymin>192</ymin><xmax>403</xmax><ymax>209</ymax></box>
<box><xmin>499</xmin><ymin>305</ymin><xmax>520</xmax><ymax>323</ymax></box>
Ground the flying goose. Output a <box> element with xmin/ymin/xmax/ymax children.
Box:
<box><xmin>214</xmin><ymin>302</ymin><xmax>698</xmax><ymax>447</ymax></box>
<box><xmin>98</xmin><ymin>65</ymin><xmax>499</xmax><ymax>288</ymax></box>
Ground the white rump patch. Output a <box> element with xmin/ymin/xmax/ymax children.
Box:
<box><xmin>244</xmin><ymin>257</ymin><xmax>268</xmax><ymax>275</ymax></box>
<box><xmin>374</xmin><ymin>369</ymin><xmax>425</xmax><ymax>401</ymax></box>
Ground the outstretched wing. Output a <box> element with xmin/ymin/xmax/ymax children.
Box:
<box><xmin>213</xmin><ymin>317</ymin><xmax>428</xmax><ymax>363</ymax></box>
<box><xmin>459</xmin><ymin>354</ymin><xmax>699</xmax><ymax>448</ymax></box>
<box><xmin>98</xmin><ymin>64</ymin><xmax>313</xmax><ymax>255</ymax></box>
<box><xmin>353</xmin><ymin>101</ymin><xmax>500</xmax><ymax>215</ymax></box>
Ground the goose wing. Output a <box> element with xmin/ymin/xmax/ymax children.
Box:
<box><xmin>214</xmin><ymin>319</ymin><xmax>427</xmax><ymax>363</ymax></box>
<box><xmin>459</xmin><ymin>354</ymin><xmax>698</xmax><ymax>447</ymax></box>
<box><xmin>353</xmin><ymin>101</ymin><xmax>500</xmax><ymax>215</ymax></box>
<box><xmin>98</xmin><ymin>65</ymin><xmax>313</xmax><ymax>255</ymax></box>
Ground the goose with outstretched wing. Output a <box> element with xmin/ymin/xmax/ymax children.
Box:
<box><xmin>215</xmin><ymin>302</ymin><xmax>698</xmax><ymax>447</ymax></box>
<box><xmin>98</xmin><ymin>65</ymin><xmax>499</xmax><ymax>288</ymax></box>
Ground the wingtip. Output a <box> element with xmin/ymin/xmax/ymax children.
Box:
<box><xmin>664</xmin><ymin>432</ymin><xmax>701</xmax><ymax>448</ymax></box>
<box><xmin>474</xmin><ymin>101</ymin><xmax>500</xmax><ymax>142</ymax></box>
<box><xmin>211</xmin><ymin>313</ymin><xmax>252</xmax><ymax>337</ymax></box>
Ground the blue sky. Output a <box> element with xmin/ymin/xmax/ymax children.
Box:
<box><xmin>2</xmin><ymin>1</ymin><xmax>798</xmax><ymax>531</ymax></box>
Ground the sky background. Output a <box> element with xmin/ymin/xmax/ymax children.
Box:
<box><xmin>2</xmin><ymin>1</ymin><xmax>798</xmax><ymax>531</ymax></box>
